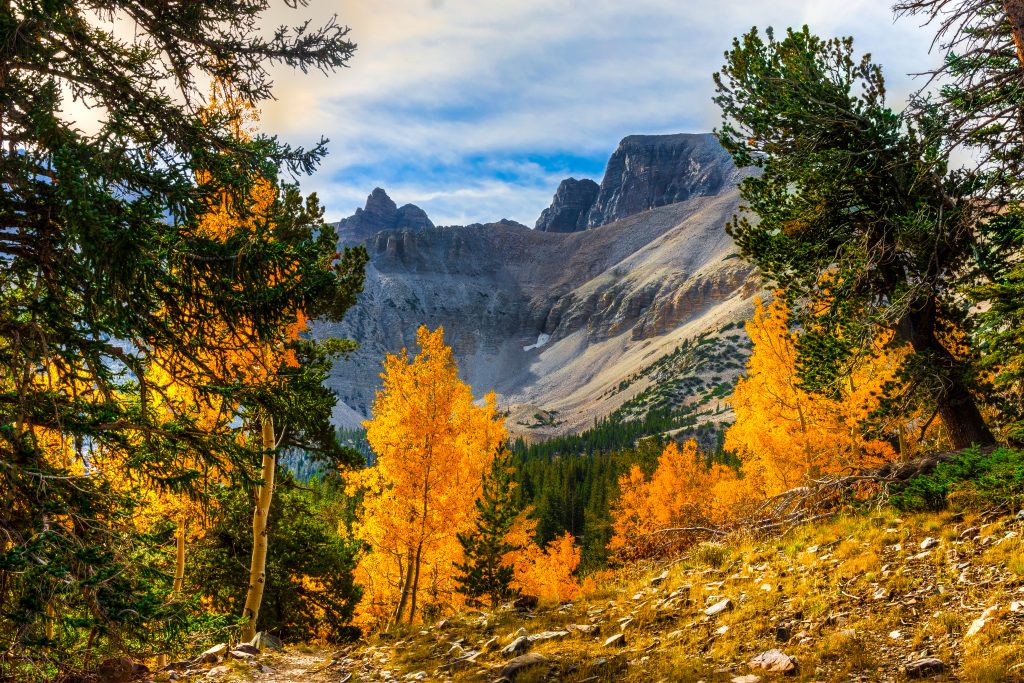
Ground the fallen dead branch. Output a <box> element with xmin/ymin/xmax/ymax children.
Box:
<box><xmin>615</xmin><ymin>446</ymin><xmax>998</xmax><ymax>560</ymax></box>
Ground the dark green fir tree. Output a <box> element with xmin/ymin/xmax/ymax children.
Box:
<box><xmin>455</xmin><ymin>446</ymin><xmax>521</xmax><ymax>609</ymax></box>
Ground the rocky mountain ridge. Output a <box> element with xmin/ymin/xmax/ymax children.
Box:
<box><xmin>314</xmin><ymin>132</ymin><xmax>760</xmax><ymax>438</ymax></box>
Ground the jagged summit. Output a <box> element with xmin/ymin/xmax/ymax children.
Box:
<box><xmin>535</xmin><ymin>178</ymin><xmax>600</xmax><ymax>233</ymax></box>
<box><xmin>535</xmin><ymin>133</ymin><xmax>740</xmax><ymax>232</ymax></box>
<box><xmin>335</xmin><ymin>187</ymin><xmax>434</xmax><ymax>243</ymax></box>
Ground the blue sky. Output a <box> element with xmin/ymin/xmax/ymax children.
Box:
<box><xmin>260</xmin><ymin>1</ymin><xmax>942</xmax><ymax>227</ymax></box>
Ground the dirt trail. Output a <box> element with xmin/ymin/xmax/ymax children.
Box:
<box><xmin>249</xmin><ymin>648</ymin><xmax>346</xmax><ymax>683</ymax></box>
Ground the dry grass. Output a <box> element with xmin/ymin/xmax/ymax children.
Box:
<box><xmin>255</xmin><ymin>507</ymin><xmax>1024</xmax><ymax>683</ymax></box>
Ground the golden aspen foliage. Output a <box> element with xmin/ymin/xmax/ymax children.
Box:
<box><xmin>608</xmin><ymin>439</ymin><xmax>743</xmax><ymax>558</ymax></box>
<box><xmin>502</xmin><ymin>513</ymin><xmax>583</xmax><ymax>602</ymax></box>
<box><xmin>725</xmin><ymin>296</ymin><xmax>905</xmax><ymax>498</ymax></box>
<box><xmin>349</xmin><ymin>326</ymin><xmax>507</xmax><ymax>629</ymax></box>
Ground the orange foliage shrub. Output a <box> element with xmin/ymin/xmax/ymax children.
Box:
<box><xmin>608</xmin><ymin>439</ymin><xmax>746</xmax><ymax>558</ymax></box>
<box><xmin>503</xmin><ymin>513</ymin><xmax>582</xmax><ymax>602</ymax></box>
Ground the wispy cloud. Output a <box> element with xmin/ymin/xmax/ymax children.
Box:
<box><xmin>261</xmin><ymin>1</ymin><xmax>940</xmax><ymax>226</ymax></box>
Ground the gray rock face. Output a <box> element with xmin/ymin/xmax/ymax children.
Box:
<box><xmin>335</xmin><ymin>187</ymin><xmax>434</xmax><ymax>243</ymax></box>
<box><xmin>584</xmin><ymin>133</ymin><xmax>739</xmax><ymax>228</ymax></box>
<box><xmin>535</xmin><ymin>178</ymin><xmax>599</xmax><ymax>232</ymax></box>
<box><xmin>314</xmin><ymin>133</ymin><xmax>761</xmax><ymax>437</ymax></box>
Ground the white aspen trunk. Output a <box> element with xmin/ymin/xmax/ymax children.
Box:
<box><xmin>174</xmin><ymin>515</ymin><xmax>186</xmax><ymax>594</ymax></box>
<box><xmin>240</xmin><ymin>414</ymin><xmax>276</xmax><ymax>642</ymax></box>
<box><xmin>156</xmin><ymin>515</ymin><xmax>186</xmax><ymax>668</ymax></box>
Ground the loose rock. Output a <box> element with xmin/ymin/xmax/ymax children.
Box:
<box><xmin>498</xmin><ymin>652</ymin><xmax>548</xmax><ymax>681</ymax></box>
<box><xmin>603</xmin><ymin>633</ymin><xmax>627</xmax><ymax>648</ymax></box>
<box><xmin>705</xmin><ymin>598</ymin><xmax>732</xmax><ymax>616</ymax></box>
<box><xmin>501</xmin><ymin>635</ymin><xmax>530</xmax><ymax>656</ymax></box>
<box><xmin>905</xmin><ymin>658</ymin><xmax>945</xmax><ymax>678</ymax></box>
<box><xmin>748</xmin><ymin>649</ymin><xmax>797</xmax><ymax>674</ymax></box>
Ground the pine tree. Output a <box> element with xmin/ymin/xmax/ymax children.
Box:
<box><xmin>714</xmin><ymin>26</ymin><xmax>995</xmax><ymax>448</ymax></box>
<box><xmin>455</xmin><ymin>446</ymin><xmax>520</xmax><ymax>609</ymax></box>
<box><xmin>892</xmin><ymin>1</ymin><xmax>1024</xmax><ymax>442</ymax></box>
<box><xmin>0</xmin><ymin>2</ymin><xmax>362</xmax><ymax>673</ymax></box>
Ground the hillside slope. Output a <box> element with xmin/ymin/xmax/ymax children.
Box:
<box><xmin>227</xmin><ymin>506</ymin><xmax>1024</xmax><ymax>682</ymax></box>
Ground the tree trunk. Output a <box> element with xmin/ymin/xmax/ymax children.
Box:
<box><xmin>156</xmin><ymin>515</ymin><xmax>187</xmax><ymax>668</ymax></box>
<box><xmin>392</xmin><ymin>549</ymin><xmax>414</xmax><ymax>627</ymax></box>
<box><xmin>1004</xmin><ymin>0</ymin><xmax>1024</xmax><ymax>65</ymax></box>
<box><xmin>240</xmin><ymin>414</ymin><xmax>276</xmax><ymax>643</ymax></box>
<box><xmin>174</xmin><ymin>515</ymin><xmax>186</xmax><ymax>594</ymax></box>
<box><xmin>408</xmin><ymin>538</ymin><xmax>424</xmax><ymax>624</ymax></box>
<box><xmin>906</xmin><ymin>308</ymin><xmax>994</xmax><ymax>449</ymax></box>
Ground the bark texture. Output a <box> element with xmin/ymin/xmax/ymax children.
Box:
<box><xmin>241</xmin><ymin>415</ymin><xmax>276</xmax><ymax>642</ymax></box>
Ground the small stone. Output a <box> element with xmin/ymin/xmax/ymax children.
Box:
<box><xmin>748</xmin><ymin>649</ymin><xmax>797</xmax><ymax>674</ymax></box>
<box><xmin>249</xmin><ymin>632</ymin><xmax>283</xmax><ymax>652</ymax></box>
<box><xmin>650</xmin><ymin>570</ymin><xmax>670</xmax><ymax>587</ymax></box>
<box><xmin>705</xmin><ymin>598</ymin><xmax>732</xmax><ymax>616</ymax></box>
<box><xmin>603</xmin><ymin>633</ymin><xmax>627</xmax><ymax>648</ymax></box>
<box><xmin>498</xmin><ymin>653</ymin><xmax>547</xmax><ymax>681</ymax></box>
<box><xmin>233</xmin><ymin>643</ymin><xmax>259</xmax><ymax>656</ymax></box>
<box><xmin>732</xmin><ymin>676</ymin><xmax>762</xmax><ymax>683</ymax></box>
<box><xmin>205</xmin><ymin>666</ymin><xmax>230</xmax><ymax>679</ymax></box>
<box><xmin>527</xmin><ymin>630</ymin><xmax>569</xmax><ymax>642</ymax></box>
<box><xmin>960</xmin><ymin>527</ymin><xmax>980</xmax><ymax>540</ymax></box>
<box><xmin>568</xmin><ymin>624</ymin><xmax>599</xmax><ymax>635</ymax></box>
<box><xmin>434</xmin><ymin>618</ymin><xmax>450</xmax><ymax>629</ymax></box>
<box><xmin>619</xmin><ymin>618</ymin><xmax>634</xmax><ymax>632</ymax></box>
<box><xmin>775</xmin><ymin>625</ymin><xmax>791</xmax><ymax>642</ymax></box>
<box><xmin>920</xmin><ymin>537</ymin><xmax>939</xmax><ymax>550</ymax></box>
<box><xmin>889</xmin><ymin>630</ymin><xmax>902</xmax><ymax>640</ymax></box>
<box><xmin>228</xmin><ymin>650</ymin><xmax>256</xmax><ymax>661</ymax></box>
<box><xmin>501</xmin><ymin>635</ymin><xmax>530</xmax><ymax>656</ymax></box>
<box><xmin>965</xmin><ymin>605</ymin><xmax>1002</xmax><ymax>639</ymax></box>
<box><xmin>760</xmin><ymin>583</ymin><xmax>773</xmax><ymax>592</ymax></box>
<box><xmin>513</xmin><ymin>627</ymin><xmax>528</xmax><ymax>638</ymax></box>
<box><xmin>716</xmin><ymin>625</ymin><xmax>729</xmax><ymax>635</ymax></box>
<box><xmin>513</xmin><ymin>594</ymin><xmax>539</xmax><ymax>611</ymax></box>
<box><xmin>482</xmin><ymin>636</ymin><xmax>500</xmax><ymax>651</ymax></box>
<box><xmin>96</xmin><ymin>657</ymin><xmax>141</xmax><ymax>683</ymax></box>
<box><xmin>905</xmin><ymin>658</ymin><xmax>945</xmax><ymax>678</ymax></box>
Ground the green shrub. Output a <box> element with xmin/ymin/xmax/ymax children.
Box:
<box><xmin>890</xmin><ymin>447</ymin><xmax>1024</xmax><ymax>512</ymax></box>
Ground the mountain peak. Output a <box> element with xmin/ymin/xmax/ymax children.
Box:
<box><xmin>335</xmin><ymin>188</ymin><xmax>435</xmax><ymax>244</ymax></box>
<box><xmin>535</xmin><ymin>178</ymin><xmax>600</xmax><ymax>233</ymax></box>
<box><xmin>535</xmin><ymin>132</ymin><xmax>739</xmax><ymax>231</ymax></box>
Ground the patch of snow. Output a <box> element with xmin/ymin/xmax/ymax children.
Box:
<box><xmin>523</xmin><ymin>333</ymin><xmax>551</xmax><ymax>352</ymax></box>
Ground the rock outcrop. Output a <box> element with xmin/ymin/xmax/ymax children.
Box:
<box><xmin>584</xmin><ymin>133</ymin><xmax>739</xmax><ymax>228</ymax></box>
<box><xmin>532</xmin><ymin>133</ymin><xmax>742</xmax><ymax>232</ymax></box>
<box><xmin>535</xmin><ymin>178</ymin><xmax>599</xmax><ymax>232</ymax></box>
<box><xmin>335</xmin><ymin>187</ymin><xmax>434</xmax><ymax>243</ymax></box>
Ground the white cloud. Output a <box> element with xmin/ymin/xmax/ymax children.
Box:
<box><xmin>80</xmin><ymin>2</ymin><xmax>946</xmax><ymax>226</ymax></box>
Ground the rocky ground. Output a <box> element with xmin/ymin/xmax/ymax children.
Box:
<box><xmin>159</xmin><ymin>506</ymin><xmax>1024</xmax><ymax>682</ymax></box>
